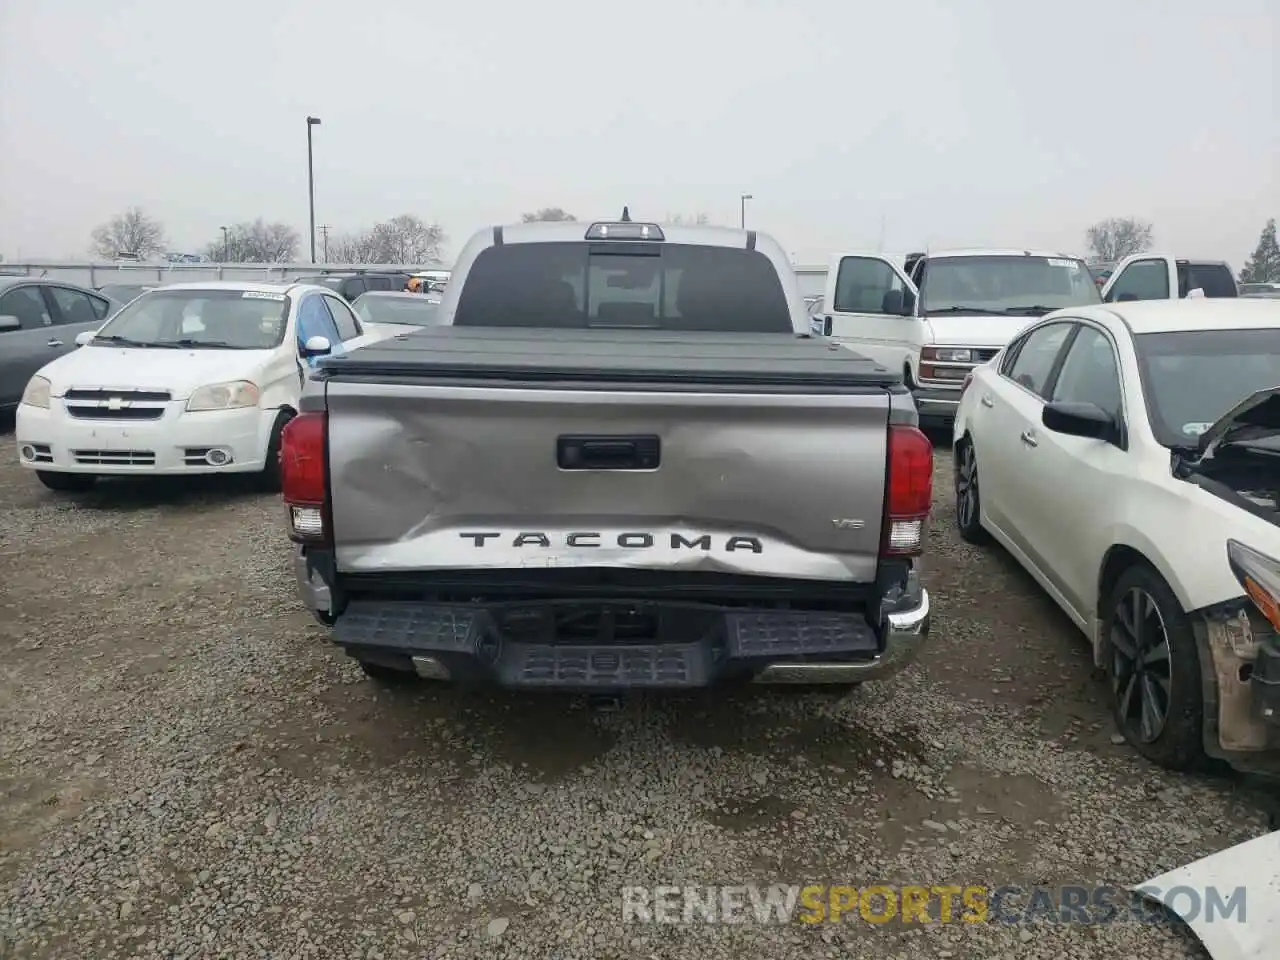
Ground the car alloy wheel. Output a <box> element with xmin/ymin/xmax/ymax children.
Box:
<box><xmin>956</xmin><ymin>444</ymin><xmax>979</xmax><ymax>529</ymax></box>
<box><xmin>1108</xmin><ymin>586</ymin><xmax>1173</xmax><ymax>744</ymax></box>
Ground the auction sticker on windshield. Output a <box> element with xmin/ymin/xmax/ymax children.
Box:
<box><xmin>242</xmin><ymin>291</ymin><xmax>286</xmax><ymax>301</ymax></box>
<box><xmin>1046</xmin><ymin>259</ymin><xmax>1078</xmax><ymax>268</ymax></box>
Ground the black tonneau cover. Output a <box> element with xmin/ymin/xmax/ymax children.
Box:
<box><xmin>316</xmin><ymin>327</ymin><xmax>902</xmax><ymax>390</ymax></box>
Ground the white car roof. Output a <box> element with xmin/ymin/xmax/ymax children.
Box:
<box><xmin>1064</xmin><ymin>298</ymin><xmax>1280</xmax><ymax>334</ymax></box>
<box><xmin>138</xmin><ymin>280</ymin><xmax>329</xmax><ymax>296</ymax></box>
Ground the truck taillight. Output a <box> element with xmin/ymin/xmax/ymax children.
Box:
<box><xmin>882</xmin><ymin>425</ymin><xmax>933</xmax><ymax>556</ymax></box>
<box><xmin>280</xmin><ymin>411</ymin><xmax>329</xmax><ymax>543</ymax></box>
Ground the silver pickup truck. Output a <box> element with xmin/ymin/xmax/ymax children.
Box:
<box><xmin>282</xmin><ymin>218</ymin><xmax>933</xmax><ymax>690</ymax></box>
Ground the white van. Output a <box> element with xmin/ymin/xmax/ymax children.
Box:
<box><xmin>815</xmin><ymin>248</ymin><xmax>1102</xmax><ymax>424</ymax></box>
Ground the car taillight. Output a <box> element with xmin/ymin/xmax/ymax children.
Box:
<box><xmin>882</xmin><ymin>424</ymin><xmax>933</xmax><ymax>556</ymax></box>
<box><xmin>1229</xmin><ymin>540</ymin><xmax>1280</xmax><ymax>633</ymax></box>
<box><xmin>281</xmin><ymin>411</ymin><xmax>329</xmax><ymax>543</ymax></box>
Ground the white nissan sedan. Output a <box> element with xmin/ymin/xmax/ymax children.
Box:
<box><xmin>952</xmin><ymin>298</ymin><xmax>1280</xmax><ymax>774</ymax></box>
<box><xmin>15</xmin><ymin>281</ymin><xmax>384</xmax><ymax>492</ymax></box>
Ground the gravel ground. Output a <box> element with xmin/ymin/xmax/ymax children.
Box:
<box><xmin>0</xmin><ymin>423</ymin><xmax>1272</xmax><ymax>959</ymax></box>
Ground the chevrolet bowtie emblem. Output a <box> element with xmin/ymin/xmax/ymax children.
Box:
<box><xmin>106</xmin><ymin>397</ymin><xmax>125</xmax><ymax>410</ymax></box>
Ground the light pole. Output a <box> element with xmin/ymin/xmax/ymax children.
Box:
<box><xmin>219</xmin><ymin>225</ymin><xmax>229</xmax><ymax>262</ymax></box>
<box><xmin>306</xmin><ymin>116</ymin><xmax>322</xmax><ymax>263</ymax></box>
<box><xmin>740</xmin><ymin>193</ymin><xmax>753</xmax><ymax>229</ymax></box>
<box><xmin>318</xmin><ymin>225</ymin><xmax>329</xmax><ymax>262</ymax></box>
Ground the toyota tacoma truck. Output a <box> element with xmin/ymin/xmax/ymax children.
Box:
<box><xmin>281</xmin><ymin>217</ymin><xmax>933</xmax><ymax>690</ymax></box>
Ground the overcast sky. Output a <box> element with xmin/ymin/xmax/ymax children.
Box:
<box><xmin>1</xmin><ymin>0</ymin><xmax>1275</xmax><ymax>266</ymax></box>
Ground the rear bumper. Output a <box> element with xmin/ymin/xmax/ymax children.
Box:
<box><xmin>294</xmin><ymin>551</ymin><xmax>930</xmax><ymax>690</ymax></box>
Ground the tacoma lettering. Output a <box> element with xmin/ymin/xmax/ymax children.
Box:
<box><xmin>457</xmin><ymin>532</ymin><xmax>763</xmax><ymax>553</ymax></box>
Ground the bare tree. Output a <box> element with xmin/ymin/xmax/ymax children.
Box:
<box><xmin>329</xmin><ymin>214</ymin><xmax>446</xmax><ymax>264</ymax></box>
<box><xmin>1085</xmin><ymin>217</ymin><xmax>1154</xmax><ymax>262</ymax></box>
<box><xmin>90</xmin><ymin>207</ymin><xmax>166</xmax><ymax>259</ymax></box>
<box><xmin>203</xmin><ymin>220</ymin><xmax>300</xmax><ymax>263</ymax></box>
<box><xmin>521</xmin><ymin>207</ymin><xmax>577</xmax><ymax>223</ymax></box>
<box><xmin>667</xmin><ymin>213</ymin><xmax>712</xmax><ymax>226</ymax></box>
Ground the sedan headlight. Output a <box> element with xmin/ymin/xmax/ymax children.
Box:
<box><xmin>21</xmin><ymin>376</ymin><xmax>51</xmax><ymax>409</ymax></box>
<box><xmin>923</xmin><ymin>347</ymin><xmax>973</xmax><ymax>363</ymax></box>
<box><xmin>186</xmin><ymin>380</ymin><xmax>260</xmax><ymax>412</ymax></box>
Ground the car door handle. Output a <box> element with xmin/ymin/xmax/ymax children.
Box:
<box><xmin>980</xmin><ymin>394</ymin><xmax>994</xmax><ymax>408</ymax></box>
<box><xmin>47</xmin><ymin>338</ymin><xmax>63</xmax><ymax>347</ymax></box>
<box><xmin>1020</xmin><ymin>430</ymin><xmax>1038</xmax><ymax>448</ymax></box>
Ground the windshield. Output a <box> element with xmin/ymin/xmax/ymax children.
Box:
<box><xmin>354</xmin><ymin>296</ymin><xmax>442</xmax><ymax>326</ymax></box>
<box><xmin>923</xmin><ymin>255</ymin><xmax>1101</xmax><ymax>315</ymax></box>
<box><xmin>454</xmin><ymin>241</ymin><xmax>790</xmax><ymax>331</ymax></box>
<box><xmin>93</xmin><ymin>289</ymin><xmax>290</xmax><ymax>349</ymax></box>
<box><xmin>1134</xmin><ymin>328</ymin><xmax>1280</xmax><ymax>447</ymax></box>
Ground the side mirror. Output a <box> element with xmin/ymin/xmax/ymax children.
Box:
<box><xmin>301</xmin><ymin>335</ymin><xmax>332</xmax><ymax>357</ymax></box>
<box><xmin>0</xmin><ymin>314</ymin><xmax>20</xmax><ymax>331</ymax></box>
<box><xmin>74</xmin><ymin>330</ymin><xmax>96</xmax><ymax>346</ymax></box>
<box><xmin>1042</xmin><ymin>401</ymin><xmax>1116</xmax><ymax>441</ymax></box>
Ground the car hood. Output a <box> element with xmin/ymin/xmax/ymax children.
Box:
<box><xmin>40</xmin><ymin>343</ymin><xmax>278</xmax><ymax>400</ymax></box>
<box><xmin>923</xmin><ymin>313</ymin><xmax>1038</xmax><ymax>348</ymax></box>
<box><xmin>1135</xmin><ymin>829</ymin><xmax>1279</xmax><ymax>960</ymax></box>
<box><xmin>1199</xmin><ymin>387</ymin><xmax>1280</xmax><ymax>455</ymax></box>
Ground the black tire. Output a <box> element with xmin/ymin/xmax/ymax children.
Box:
<box><xmin>953</xmin><ymin>439</ymin><xmax>990</xmax><ymax>544</ymax></box>
<box><xmin>36</xmin><ymin>471</ymin><xmax>96</xmax><ymax>493</ymax></box>
<box><xmin>358</xmin><ymin>659</ymin><xmax>418</xmax><ymax>686</ymax></box>
<box><xmin>1102</xmin><ymin>564</ymin><xmax>1206</xmax><ymax>771</ymax></box>
<box><xmin>253</xmin><ymin>410</ymin><xmax>293</xmax><ymax>493</ymax></box>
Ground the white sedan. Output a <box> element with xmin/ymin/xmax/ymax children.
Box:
<box><xmin>15</xmin><ymin>281</ymin><xmax>388</xmax><ymax>492</ymax></box>
<box><xmin>951</xmin><ymin>299</ymin><xmax>1280</xmax><ymax>773</ymax></box>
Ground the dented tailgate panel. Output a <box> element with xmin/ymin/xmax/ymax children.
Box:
<box><xmin>325</xmin><ymin>381</ymin><xmax>890</xmax><ymax>582</ymax></box>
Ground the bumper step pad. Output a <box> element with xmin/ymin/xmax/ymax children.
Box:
<box><xmin>333</xmin><ymin>600</ymin><xmax>880</xmax><ymax>689</ymax></box>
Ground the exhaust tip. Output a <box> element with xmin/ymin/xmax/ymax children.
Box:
<box><xmin>411</xmin><ymin>656</ymin><xmax>450</xmax><ymax>680</ymax></box>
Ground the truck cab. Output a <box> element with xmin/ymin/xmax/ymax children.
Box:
<box><xmin>1099</xmin><ymin>254</ymin><xmax>1238</xmax><ymax>302</ymax></box>
<box><xmin>818</xmin><ymin>248</ymin><xmax>1101</xmax><ymax>425</ymax></box>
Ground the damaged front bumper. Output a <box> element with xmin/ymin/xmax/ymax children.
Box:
<box><xmin>1198</xmin><ymin>608</ymin><xmax>1280</xmax><ymax>773</ymax></box>
<box><xmin>293</xmin><ymin>548</ymin><xmax>930</xmax><ymax>690</ymax></box>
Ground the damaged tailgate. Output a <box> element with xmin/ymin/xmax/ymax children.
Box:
<box><xmin>316</xmin><ymin>327</ymin><xmax>904</xmax><ymax>584</ymax></box>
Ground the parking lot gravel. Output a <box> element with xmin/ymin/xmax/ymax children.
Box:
<box><xmin>0</xmin><ymin>425</ymin><xmax>1272</xmax><ymax>959</ymax></box>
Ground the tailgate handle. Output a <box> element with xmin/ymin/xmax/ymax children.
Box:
<box><xmin>558</xmin><ymin>435</ymin><xmax>660</xmax><ymax>470</ymax></box>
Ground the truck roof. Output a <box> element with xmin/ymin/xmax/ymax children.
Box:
<box><xmin>921</xmin><ymin>248</ymin><xmax>1081</xmax><ymax>260</ymax></box>
<box><xmin>485</xmin><ymin>220</ymin><xmax>761</xmax><ymax>249</ymax></box>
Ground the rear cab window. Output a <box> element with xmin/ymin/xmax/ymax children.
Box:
<box><xmin>454</xmin><ymin>241</ymin><xmax>791</xmax><ymax>332</ymax></box>
<box><xmin>1178</xmin><ymin>262</ymin><xmax>1237</xmax><ymax>298</ymax></box>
